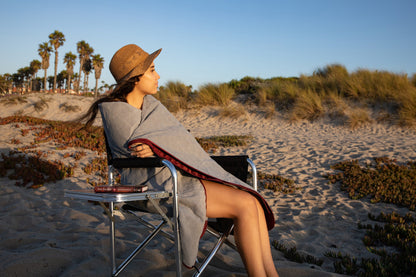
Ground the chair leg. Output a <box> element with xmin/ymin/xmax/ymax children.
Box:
<box><xmin>112</xmin><ymin>220</ymin><xmax>166</xmax><ymax>277</ymax></box>
<box><xmin>110</xmin><ymin>201</ymin><xmax>116</xmax><ymax>274</ymax></box>
<box><xmin>193</xmin><ymin>225</ymin><xmax>235</xmax><ymax>277</ymax></box>
<box><xmin>162</xmin><ymin>160</ymin><xmax>182</xmax><ymax>277</ymax></box>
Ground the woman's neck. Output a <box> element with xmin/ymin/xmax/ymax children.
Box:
<box><xmin>126</xmin><ymin>92</ymin><xmax>145</xmax><ymax>110</ymax></box>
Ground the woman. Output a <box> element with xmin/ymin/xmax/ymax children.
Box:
<box><xmin>81</xmin><ymin>44</ymin><xmax>279</xmax><ymax>277</ymax></box>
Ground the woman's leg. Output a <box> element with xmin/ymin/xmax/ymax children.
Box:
<box><xmin>202</xmin><ymin>180</ymin><xmax>279</xmax><ymax>277</ymax></box>
<box><xmin>254</xmin><ymin>198</ymin><xmax>280</xmax><ymax>276</ymax></box>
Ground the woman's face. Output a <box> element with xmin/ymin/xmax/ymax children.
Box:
<box><xmin>134</xmin><ymin>62</ymin><xmax>160</xmax><ymax>96</ymax></box>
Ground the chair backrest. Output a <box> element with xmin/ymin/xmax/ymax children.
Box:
<box><xmin>103</xmin><ymin>131</ymin><xmax>114</xmax><ymax>166</ymax></box>
<box><xmin>211</xmin><ymin>155</ymin><xmax>249</xmax><ymax>183</ymax></box>
<box><xmin>104</xmin><ymin>131</ymin><xmax>249</xmax><ymax>182</ymax></box>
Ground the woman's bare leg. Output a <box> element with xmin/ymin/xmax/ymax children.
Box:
<box><xmin>202</xmin><ymin>180</ymin><xmax>279</xmax><ymax>277</ymax></box>
<box><xmin>254</xmin><ymin>198</ymin><xmax>280</xmax><ymax>276</ymax></box>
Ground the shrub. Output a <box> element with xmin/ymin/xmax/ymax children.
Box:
<box><xmin>290</xmin><ymin>89</ymin><xmax>324</xmax><ymax>121</ymax></box>
<box><xmin>59</xmin><ymin>102</ymin><xmax>81</xmax><ymax>112</ymax></box>
<box><xmin>33</xmin><ymin>97</ymin><xmax>50</xmax><ymax>112</ymax></box>
<box><xmin>157</xmin><ymin>81</ymin><xmax>192</xmax><ymax>112</ymax></box>
<box><xmin>0</xmin><ymin>95</ymin><xmax>28</xmax><ymax>105</ymax></box>
<box><xmin>196</xmin><ymin>83</ymin><xmax>235</xmax><ymax>106</ymax></box>
<box><xmin>218</xmin><ymin>103</ymin><xmax>248</xmax><ymax>119</ymax></box>
<box><xmin>346</xmin><ymin>107</ymin><xmax>373</xmax><ymax>129</ymax></box>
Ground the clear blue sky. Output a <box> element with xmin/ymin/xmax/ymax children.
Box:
<box><xmin>1</xmin><ymin>0</ymin><xmax>415</xmax><ymax>89</ymax></box>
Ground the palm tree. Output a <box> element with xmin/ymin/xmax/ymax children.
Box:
<box><xmin>82</xmin><ymin>58</ymin><xmax>92</xmax><ymax>93</ymax></box>
<box><xmin>38</xmin><ymin>42</ymin><xmax>52</xmax><ymax>92</ymax></box>
<box><xmin>76</xmin><ymin>40</ymin><xmax>94</xmax><ymax>93</ymax></box>
<box><xmin>63</xmin><ymin>52</ymin><xmax>77</xmax><ymax>93</ymax></box>
<box><xmin>48</xmin><ymin>30</ymin><xmax>65</xmax><ymax>93</ymax></box>
<box><xmin>29</xmin><ymin>59</ymin><xmax>41</xmax><ymax>91</ymax></box>
<box><xmin>91</xmin><ymin>54</ymin><xmax>104</xmax><ymax>97</ymax></box>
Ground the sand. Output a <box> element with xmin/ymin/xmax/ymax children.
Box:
<box><xmin>0</xmin><ymin>93</ymin><xmax>415</xmax><ymax>277</ymax></box>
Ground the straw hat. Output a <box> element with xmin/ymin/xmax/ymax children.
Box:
<box><xmin>109</xmin><ymin>44</ymin><xmax>161</xmax><ymax>84</ymax></box>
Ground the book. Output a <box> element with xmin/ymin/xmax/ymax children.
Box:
<box><xmin>94</xmin><ymin>185</ymin><xmax>148</xmax><ymax>193</ymax></box>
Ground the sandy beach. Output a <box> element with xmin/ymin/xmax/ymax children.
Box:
<box><xmin>0</xmin><ymin>93</ymin><xmax>415</xmax><ymax>277</ymax></box>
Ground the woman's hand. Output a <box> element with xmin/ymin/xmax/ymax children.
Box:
<box><xmin>129</xmin><ymin>143</ymin><xmax>155</xmax><ymax>158</ymax></box>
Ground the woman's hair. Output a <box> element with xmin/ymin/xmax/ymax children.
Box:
<box><xmin>78</xmin><ymin>75</ymin><xmax>141</xmax><ymax>129</ymax></box>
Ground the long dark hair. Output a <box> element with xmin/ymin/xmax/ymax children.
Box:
<box><xmin>78</xmin><ymin>75</ymin><xmax>141</xmax><ymax>129</ymax></box>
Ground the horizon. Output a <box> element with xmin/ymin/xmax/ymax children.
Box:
<box><xmin>1</xmin><ymin>0</ymin><xmax>415</xmax><ymax>89</ymax></box>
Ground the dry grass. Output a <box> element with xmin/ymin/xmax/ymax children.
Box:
<box><xmin>33</xmin><ymin>97</ymin><xmax>51</xmax><ymax>112</ymax></box>
<box><xmin>59</xmin><ymin>102</ymin><xmax>81</xmax><ymax>113</ymax></box>
<box><xmin>196</xmin><ymin>83</ymin><xmax>235</xmax><ymax>106</ymax></box>
<box><xmin>346</xmin><ymin>107</ymin><xmax>373</xmax><ymax>129</ymax></box>
<box><xmin>218</xmin><ymin>103</ymin><xmax>248</xmax><ymax>119</ymax></box>
<box><xmin>290</xmin><ymin>90</ymin><xmax>324</xmax><ymax>121</ymax></box>
<box><xmin>157</xmin><ymin>81</ymin><xmax>192</xmax><ymax>112</ymax></box>
<box><xmin>0</xmin><ymin>96</ymin><xmax>28</xmax><ymax>105</ymax></box>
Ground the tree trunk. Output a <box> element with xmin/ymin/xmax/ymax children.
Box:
<box><xmin>43</xmin><ymin>69</ymin><xmax>47</xmax><ymax>92</ymax></box>
<box><xmin>83</xmin><ymin>74</ymin><xmax>88</xmax><ymax>93</ymax></box>
<box><xmin>94</xmin><ymin>78</ymin><xmax>98</xmax><ymax>98</ymax></box>
<box><xmin>77</xmin><ymin>60</ymin><xmax>83</xmax><ymax>94</ymax></box>
<box><xmin>53</xmin><ymin>50</ymin><xmax>58</xmax><ymax>93</ymax></box>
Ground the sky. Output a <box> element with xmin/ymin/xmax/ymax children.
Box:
<box><xmin>1</xmin><ymin>0</ymin><xmax>415</xmax><ymax>90</ymax></box>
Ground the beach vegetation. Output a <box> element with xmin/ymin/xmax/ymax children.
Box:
<box><xmin>289</xmin><ymin>89</ymin><xmax>324</xmax><ymax>121</ymax></box>
<box><xmin>324</xmin><ymin>157</ymin><xmax>416</xmax><ymax>276</ymax></box>
<box><xmin>272</xmin><ymin>241</ymin><xmax>324</xmax><ymax>266</ymax></box>
<box><xmin>59</xmin><ymin>102</ymin><xmax>81</xmax><ymax>112</ymax></box>
<box><xmin>196</xmin><ymin>83</ymin><xmax>235</xmax><ymax>106</ymax></box>
<box><xmin>218</xmin><ymin>103</ymin><xmax>248</xmax><ymax>119</ymax></box>
<box><xmin>0</xmin><ymin>150</ymin><xmax>73</xmax><ymax>188</ymax></box>
<box><xmin>326</xmin><ymin>157</ymin><xmax>416</xmax><ymax>210</ymax></box>
<box><xmin>221</xmin><ymin>65</ymin><xmax>416</xmax><ymax>127</ymax></box>
<box><xmin>325</xmin><ymin>211</ymin><xmax>416</xmax><ymax>276</ymax></box>
<box><xmin>0</xmin><ymin>95</ymin><xmax>28</xmax><ymax>105</ymax></box>
<box><xmin>346</xmin><ymin>107</ymin><xmax>373</xmax><ymax>129</ymax></box>
<box><xmin>258</xmin><ymin>171</ymin><xmax>298</xmax><ymax>193</ymax></box>
<box><xmin>33</xmin><ymin>97</ymin><xmax>51</xmax><ymax>112</ymax></box>
<box><xmin>156</xmin><ymin>80</ymin><xmax>192</xmax><ymax>112</ymax></box>
<box><xmin>196</xmin><ymin>134</ymin><xmax>253</xmax><ymax>153</ymax></box>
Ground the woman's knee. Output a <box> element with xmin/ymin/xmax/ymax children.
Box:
<box><xmin>233</xmin><ymin>191</ymin><xmax>260</xmax><ymax>219</ymax></box>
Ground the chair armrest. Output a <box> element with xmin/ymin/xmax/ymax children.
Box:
<box><xmin>110</xmin><ymin>157</ymin><xmax>164</xmax><ymax>168</ymax></box>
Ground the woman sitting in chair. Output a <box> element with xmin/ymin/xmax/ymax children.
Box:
<box><xmin>81</xmin><ymin>44</ymin><xmax>279</xmax><ymax>277</ymax></box>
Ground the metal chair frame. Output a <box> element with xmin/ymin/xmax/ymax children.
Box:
<box><xmin>65</xmin><ymin>154</ymin><xmax>257</xmax><ymax>277</ymax></box>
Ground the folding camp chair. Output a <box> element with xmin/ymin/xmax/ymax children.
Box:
<box><xmin>65</xmin><ymin>135</ymin><xmax>258</xmax><ymax>277</ymax></box>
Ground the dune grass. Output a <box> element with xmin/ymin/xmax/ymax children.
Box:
<box><xmin>221</xmin><ymin>64</ymin><xmax>416</xmax><ymax>127</ymax></box>
<box><xmin>0</xmin><ymin>95</ymin><xmax>28</xmax><ymax>105</ymax></box>
<box><xmin>156</xmin><ymin>80</ymin><xmax>192</xmax><ymax>112</ymax></box>
<box><xmin>196</xmin><ymin>83</ymin><xmax>235</xmax><ymax>106</ymax></box>
<box><xmin>59</xmin><ymin>102</ymin><xmax>81</xmax><ymax>113</ymax></box>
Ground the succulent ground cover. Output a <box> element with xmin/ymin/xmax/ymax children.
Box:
<box><xmin>324</xmin><ymin>157</ymin><xmax>416</xmax><ymax>276</ymax></box>
<box><xmin>0</xmin><ymin>116</ymin><xmax>294</xmax><ymax>191</ymax></box>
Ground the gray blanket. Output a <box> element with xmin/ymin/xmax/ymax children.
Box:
<box><xmin>99</xmin><ymin>95</ymin><xmax>274</xmax><ymax>267</ymax></box>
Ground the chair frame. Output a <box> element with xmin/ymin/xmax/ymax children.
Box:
<box><xmin>65</xmin><ymin>154</ymin><xmax>258</xmax><ymax>277</ymax></box>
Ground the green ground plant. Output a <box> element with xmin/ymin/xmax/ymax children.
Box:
<box><xmin>257</xmin><ymin>171</ymin><xmax>298</xmax><ymax>193</ymax></box>
<box><xmin>272</xmin><ymin>241</ymin><xmax>324</xmax><ymax>266</ymax></box>
<box><xmin>196</xmin><ymin>135</ymin><xmax>253</xmax><ymax>153</ymax></box>
<box><xmin>326</xmin><ymin>157</ymin><xmax>416</xmax><ymax>210</ymax></box>
<box><xmin>0</xmin><ymin>150</ymin><xmax>73</xmax><ymax>188</ymax></box>
<box><xmin>324</xmin><ymin>157</ymin><xmax>416</xmax><ymax>276</ymax></box>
